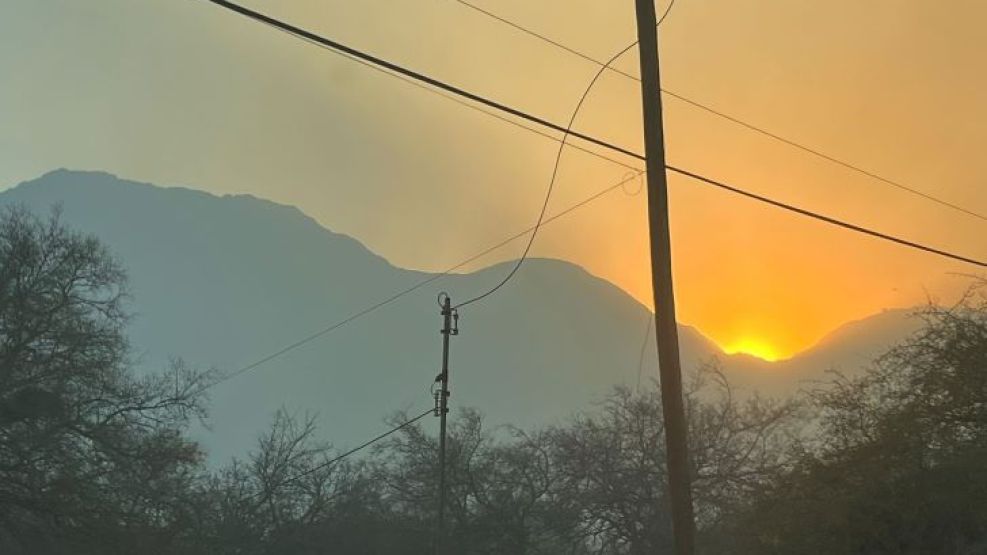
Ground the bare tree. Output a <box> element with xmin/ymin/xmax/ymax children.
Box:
<box><xmin>377</xmin><ymin>408</ymin><xmax>586</xmax><ymax>554</ymax></box>
<box><xmin>0</xmin><ymin>207</ymin><xmax>213</xmax><ymax>554</ymax></box>
<box><xmin>547</xmin><ymin>365</ymin><xmax>800</xmax><ymax>554</ymax></box>
<box><xmin>719</xmin><ymin>281</ymin><xmax>987</xmax><ymax>554</ymax></box>
<box><xmin>195</xmin><ymin>409</ymin><xmax>429</xmax><ymax>555</ymax></box>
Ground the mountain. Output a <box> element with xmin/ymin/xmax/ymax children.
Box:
<box><xmin>0</xmin><ymin>170</ymin><xmax>922</xmax><ymax>461</ymax></box>
<box><xmin>696</xmin><ymin>308</ymin><xmax>922</xmax><ymax>397</ymax></box>
<box><xmin>794</xmin><ymin>308</ymin><xmax>922</xmax><ymax>367</ymax></box>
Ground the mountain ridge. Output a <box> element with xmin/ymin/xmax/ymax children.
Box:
<box><xmin>0</xmin><ymin>170</ymin><xmax>922</xmax><ymax>459</ymax></box>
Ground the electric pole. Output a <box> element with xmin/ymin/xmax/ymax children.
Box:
<box><xmin>633</xmin><ymin>1</ymin><xmax>697</xmax><ymax>553</ymax></box>
<box><xmin>433</xmin><ymin>293</ymin><xmax>457</xmax><ymax>555</ymax></box>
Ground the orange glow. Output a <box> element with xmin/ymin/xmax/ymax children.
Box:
<box><xmin>10</xmin><ymin>0</ymin><xmax>979</xmax><ymax>367</ymax></box>
<box><xmin>723</xmin><ymin>339</ymin><xmax>780</xmax><ymax>362</ymax></box>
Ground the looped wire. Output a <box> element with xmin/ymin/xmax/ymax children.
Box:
<box><xmin>621</xmin><ymin>171</ymin><xmax>645</xmax><ymax>196</ymax></box>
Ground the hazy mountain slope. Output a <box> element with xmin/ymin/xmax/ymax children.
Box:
<box><xmin>793</xmin><ymin>308</ymin><xmax>922</xmax><ymax>369</ymax></box>
<box><xmin>0</xmin><ymin>170</ymin><xmax>921</xmax><ymax>460</ymax></box>
<box><xmin>670</xmin><ymin>308</ymin><xmax>924</xmax><ymax>397</ymax></box>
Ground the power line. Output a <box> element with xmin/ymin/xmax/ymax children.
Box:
<box><xmin>252</xmin><ymin>11</ymin><xmax>641</xmax><ymax>173</ymax></box>
<box><xmin>199</xmin><ymin>0</ymin><xmax>987</xmax><ymax>382</ymax></box>
<box><xmin>203</xmin><ymin>0</ymin><xmax>985</xmax><ymax>266</ymax></box>
<box><xmin>202</xmin><ymin>0</ymin><xmax>641</xmax><ymax>163</ymax></box>
<box><xmin>666</xmin><ymin>165</ymin><xmax>987</xmax><ymax>268</ymax></box>
<box><xmin>453</xmin><ymin>2</ymin><xmax>675</xmax><ymax>309</ymax></box>
<box><xmin>451</xmin><ymin>64</ymin><xmax>604</xmax><ymax>308</ymax></box>
<box><xmin>660</xmin><ymin>91</ymin><xmax>987</xmax><ymax>224</ymax></box>
<box><xmin>289</xmin><ymin>14</ymin><xmax>983</xmax><ymax>272</ymax></box>
<box><xmin>216</xmin><ymin>154</ymin><xmax>985</xmax><ymax>388</ymax></box>
<box><xmin>247</xmin><ymin>0</ymin><xmax>644</xmax><ymax>313</ymax></box>
<box><xmin>452</xmin><ymin>0</ymin><xmax>638</xmax><ymax>79</ymax></box>
<box><xmin>450</xmin><ymin>0</ymin><xmax>987</xmax><ymax>224</ymax></box>
<box><xmin>452</xmin><ymin>0</ymin><xmax>675</xmax><ymax>77</ymax></box>
<box><xmin>215</xmin><ymin>171</ymin><xmax>645</xmax><ymax>385</ymax></box>
<box><xmin>288</xmin><ymin>408</ymin><xmax>431</xmax><ymax>479</ymax></box>
<box><xmin>246</xmin><ymin>408</ymin><xmax>433</xmax><ymax>501</ymax></box>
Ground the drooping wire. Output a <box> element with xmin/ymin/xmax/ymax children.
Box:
<box><xmin>451</xmin><ymin>0</ymin><xmax>987</xmax><ymax>224</ymax></box>
<box><xmin>197</xmin><ymin>0</ymin><xmax>987</xmax><ymax>386</ymax></box>
<box><xmin>243</xmin><ymin>6</ymin><xmax>645</xmax><ymax>311</ymax></box>
<box><xmin>452</xmin><ymin>1</ymin><xmax>677</xmax><ymax>310</ymax></box>
<box><xmin>453</xmin><ymin>49</ymin><xmax>633</xmax><ymax>308</ymax></box>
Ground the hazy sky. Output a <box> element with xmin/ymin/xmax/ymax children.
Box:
<box><xmin>2</xmin><ymin>0</ymin><xmax>985</xmax><ymax>359</ymax></box>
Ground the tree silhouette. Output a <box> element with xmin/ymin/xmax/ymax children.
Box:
<box><xmin>0</xmin><ymin>207</ymin><xmax>213</xmax><ymax>554</ymax></box>
<box><xmin>714</xmin><ymin>282</ymin><xmax>987</xmax><ymax>554</ymax></box>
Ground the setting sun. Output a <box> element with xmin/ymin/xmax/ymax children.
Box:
<box><xmin>723</xmin><ymin>338</ymin><xmax>781</xmax><ymax>362</ymax></box>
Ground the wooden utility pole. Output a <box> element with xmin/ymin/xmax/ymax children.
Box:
<box><xmin>633</xmin><ymin>1</ymin><xmax>697</xmax><ymax>553</ymax></box>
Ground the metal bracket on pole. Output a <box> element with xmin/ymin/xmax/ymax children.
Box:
<box><xmin>434</xmin><ymin>293</ymin><xmax>456</xmax><ymax>554</ymax></box>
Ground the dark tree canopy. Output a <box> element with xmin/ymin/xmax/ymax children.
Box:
<box><xmin>0</xmin><ymin>207</ymin><xmax>212</xmax><ymax>554</ymax></box>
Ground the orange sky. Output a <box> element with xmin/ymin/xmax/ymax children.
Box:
<box><xmin>2</xmin><ymin>0</ymin><xmax>985</xmax><ymax>359</ymax></box>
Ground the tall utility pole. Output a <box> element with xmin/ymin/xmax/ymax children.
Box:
<box><xmin>633</xmin><ymin>1</ymin><xmax>697</xmax><ymax>553</ymax></box>
<box><xmin>433</xmin><ymin>294</ymin><xmax>456</xmax><ymax>555</ymax></box>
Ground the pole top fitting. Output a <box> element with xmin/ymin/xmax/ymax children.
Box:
<box><xmin>437</xmin><ymin>291</ymin><xmax>452</xmax><ymax>310</ymax></box>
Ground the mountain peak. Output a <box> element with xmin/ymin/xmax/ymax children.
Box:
<box><xmin>6</xmin><ymin>169</ymin><xmax>400</xmax><ymax>270</ymax></box>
